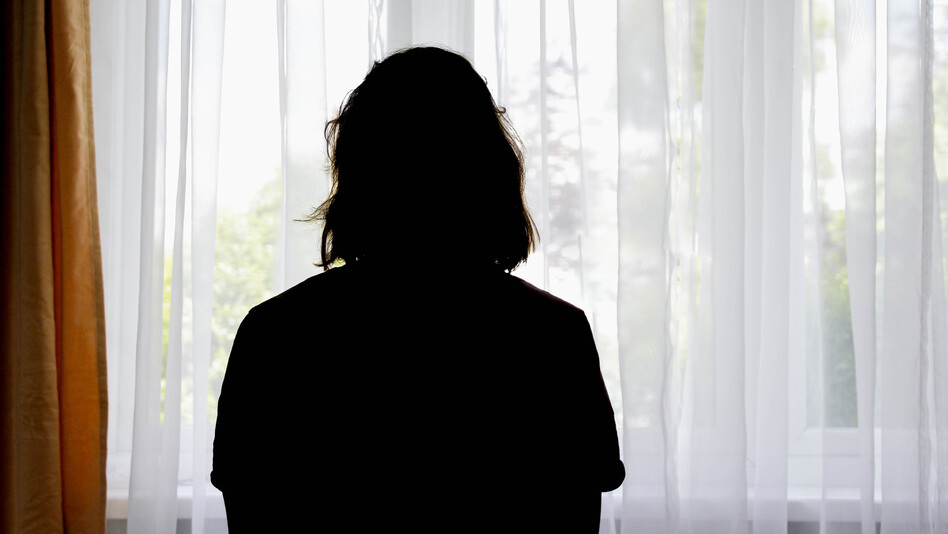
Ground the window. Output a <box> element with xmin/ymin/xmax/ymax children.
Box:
<box><xmin>92</xmin><ymin>0</ymin><xmax>948</xmax><ymax>531</ymax></box>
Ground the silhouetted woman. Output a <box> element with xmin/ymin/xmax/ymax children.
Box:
<box><xmin>211</xmin><ymin>46</ymin><xmax>624</xmax><ymax>532</ymax></box>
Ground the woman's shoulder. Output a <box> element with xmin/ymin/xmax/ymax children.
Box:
<box><xmin>245</xmin><ymin>266</ymin><xmax>351</xmax><ymax>318</ymax></box>
<box><xmin>240</xmin><ymin>263</ymin><xmax>587</xmax><ymax>330</ymax></box>
<box><xmin>501</xmin><ymin>273</ymin><xmax>583</xmax><ymax>314</ymax></box>
<box><xmin>487</xmin><ymin>273</ymin><xmax>588</xmax><ymax>331</ymax></box>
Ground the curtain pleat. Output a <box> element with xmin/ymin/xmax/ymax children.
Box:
<box><xmin>125</xmin><ymin>0</ymin><xmax>171</xmax><ymax>529</ymax></box>
<box><xmin>277</xmin><ymin>0</ymin><xmax>327</xmax><ymax>291</ymax></box>
<box><xmin>493</xmin><ymin>0</ymin><xmax>508</xmax><ymax>107</ymax></box>
<box><xmin>834</xmin><ymin>0</ymin><xmax>877</xmax><ymax>532</ymax></box>
<box><xmin>1</xmin><ymin>8</ymin><xmax>63</xmax><ymax>532</ymax></box>
<box><xmin>742</xmin><ymin>0</ymin><xmax>765</xmax><ymax>501</ymax></box>
<box><xmin>91</xmin><ymin>0</ymin><xmax>146</xmax><ymax>495</ymax></box>
<box><xmin>921</xmin><ymin>2</ymin><xmax>945</xmax><ymax>533</ymax></box>
<box><xmin>1</xmin><ymin>0</ymin><xmax>108</xmax><ymax>532</ymax></box>
<box><xmin>880</xmin><ymin>0</ymin><xmax>928</xmax><ymax>530</ymax></box>
<box><xmin>616</xmin><ymin>0</ymin><xmax>674</xmax><ymax>531</ymax></box>
<box><xmin>49</xmin><ymin>0</ymin><xmax>110</xmax><ymax>528</ymax></box>
<box><xmin>750</xmin><ymin>1</ymin><xmax>797</xmax><ymax>532</ymax></box>
<box><xmin>123</xmin><ymin>0</ymin><xmax>228</xmax><ymax>532</ymax></box>
<box><xmin>681</xmin><ymin>0</ymin><xmax>748</xmax><ymax>532</ymax></box>
<box><xmin>538</xmin><ymin>0</ymin><xmax>551</xmax><ymax>292</ymax></box>
<box><xmin>188</xmin><ymin>5</ymin><xmax>227</xmax><ymax>534</ymax></box>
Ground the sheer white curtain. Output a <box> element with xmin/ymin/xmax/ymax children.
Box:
<box><xmin>90</xmin><ymin>0</ymin><xmax>948</xmax><ymax>532</ymax></box>
<box><xmin>91</xmin><ymin>0</ymin><xmax>229</xmax><ymax>531</ymax></box>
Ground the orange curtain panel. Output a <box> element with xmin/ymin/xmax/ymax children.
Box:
<box><xmin>1</xmin><ymin>0</ymin><xmax>108</xmax><ymax>532</ymax></box>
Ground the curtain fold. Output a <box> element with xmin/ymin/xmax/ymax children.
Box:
<box><xmin>1</xmin><ymin>0</ymin><xmax>108</xmax><ymax>532</ymax></box>
<box><xmin>880</xmin><ymin>0</ymin><xmax>932</xmax><ymax>530</ymax></box>
<box><xmin>833</xmin><ymin>0</ymin><xmax>877</xmax><ymax>532</ymax></box>
<box><xmin>124</xmin><ymin>0</ymin><xmax>173</xmax><ymax>527</ymax></box>
<box><xmin>680</xmin><ymin>1</ymin><xmax>749</xmax><ymax>531</ymax></box>
<box><xmin>276</xmin><ymin>0</ymin><xmax>328</xmax><ymax>290</ymax></box>
<box><xmin>616</xmin><ymin>0</ymin><xmax>675</xmax><ymax>531</ymax></box>
<box><xmin>750</xmin><ymin>1</ymin><xmax>796</xmax><ymax>531</ymax></box>
<box><xmin>91</xmin><ymin>0</ymin><xmax>227</xmax><ymax>531</ymax></box>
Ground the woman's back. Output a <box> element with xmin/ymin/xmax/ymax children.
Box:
<box><xmin>212</xmin><ymin>46</ymin><xmax>623</xmax><ymax>531</ymax></box>
<box><xmin>212</xmin><ymin>263</ymin><xmax>623</xmax><ymax>531</ymax></box>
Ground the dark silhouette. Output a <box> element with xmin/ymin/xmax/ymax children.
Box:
<box><xmin>211</xmin><ymin>47</ymin><xmax>624</xmax><ymax>532</ymax></box>
<box><xmin>312</xmin><ymin>46</ymin><xmax>536</xmax><ymax>272</ymax></box>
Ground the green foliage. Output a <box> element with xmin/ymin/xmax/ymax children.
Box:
<box><xmin>161</xmin><ymin>251</ymin><xmax>172</xmax><ymax>424</ymax></box>
<box><xmin>691</xmin><ymin>0</ymin><xmax>707</xmax><ymax>102</ymax></box>
<box><xmin>207</xmin><ymin>175</ymin><xmax>282</xmax><ymax>423</ymax></box>
<box><xmin>157</xmin><ymin>175</ymin><xmax>281</xmax><ymax>426</ymax></box>
<box><xmin>820</xmin><ymin>208</ymin><xmax>858</xmax><ymax>427</ymax></box>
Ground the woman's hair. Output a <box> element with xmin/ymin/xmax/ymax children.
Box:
<box><xmin>309</xmin><ymin>46</ymin><xmax>537</xmax><ymax>272</ymax></box>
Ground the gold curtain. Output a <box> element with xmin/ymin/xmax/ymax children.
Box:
<box><xmin>1</xmin><ymin>0</ymin><xmax>108</xmax><ymax>532</ymax></box>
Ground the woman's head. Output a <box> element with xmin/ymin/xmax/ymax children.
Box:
<box><xmin>311</xmin><ymin>46</ymin><xmax>537</xmax><ymax>272</ymax></box>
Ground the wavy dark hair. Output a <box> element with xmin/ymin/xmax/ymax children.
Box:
<box><xmin>308</xmin><ymin>47</ymin><xmax>537</xmax><ymax>272</ymax></box>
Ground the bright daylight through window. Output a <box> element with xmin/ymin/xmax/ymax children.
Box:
<box><xmin>89</xmin><ymin>0</ymin><xmax>948</xmax><ymax>531</ymax></box>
